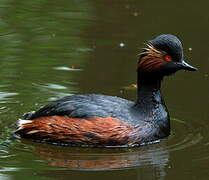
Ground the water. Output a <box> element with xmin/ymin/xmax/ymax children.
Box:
<box><xmin>0</xmin><ymin>0</ymin><xmax>208</xmax><ymax>179</ymax></box>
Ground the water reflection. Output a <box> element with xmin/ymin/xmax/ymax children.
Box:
<box><xmin>0</xmin><ymin>92</ymin><xmax>18</xmax><ymax>104</ymax></box>
<box><xmin>22</xmin><ymin>140</ymin><xmax>169</xmax><ymax>172</ymax></box>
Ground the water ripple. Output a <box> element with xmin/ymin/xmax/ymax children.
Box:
<box><xmin>54</xmin><ymin>66</ymin><xmax>82</xmax><ymax>71</ymax></box>
<box><xmin>166</xmin><ymin>118</ymin><xmax>203</xmax><ymax>152</ymax></box>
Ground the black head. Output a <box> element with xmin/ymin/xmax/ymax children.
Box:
<box><xmin>138</xmin><ymin>34</ymin><xmax>197</xmax><ymax>76</ymax></box>
<box><xmin>149</xmin><ymin>34</ymin><xmax>183</xmax><ymax>62</ymax></box>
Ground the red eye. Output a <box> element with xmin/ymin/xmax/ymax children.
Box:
<box><xmin>164</xmin><ymin>55</ymin><xmax>172</xmax><ymax>62</ymax></box>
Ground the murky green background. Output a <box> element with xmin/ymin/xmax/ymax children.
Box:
<box><xmin>0</xmin><ymin>0</ymin><xmax>208</xmax><ymax>179</ymax></box>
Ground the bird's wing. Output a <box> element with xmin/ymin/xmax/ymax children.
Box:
<box><xmin>24</xmin><ymin>94</ymin><xmax>133</xmax><ymax>120</ymax></box>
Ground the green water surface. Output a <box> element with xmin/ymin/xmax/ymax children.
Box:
<box><xmin>0</xmin><ymin>0</ymin><xmax>208</xmax><ymax>180</ymax></box>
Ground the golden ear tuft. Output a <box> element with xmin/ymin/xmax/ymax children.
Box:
<box><xmin>138</xmin><ymin>43</ymin><xmax>166</xmax><ymax>58</ymax></box>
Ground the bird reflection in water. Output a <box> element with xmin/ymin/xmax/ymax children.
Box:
<box><xmin>22</xmin><ymin>139</ymin><xmax>169</xmax><ymax>173</ymax></box>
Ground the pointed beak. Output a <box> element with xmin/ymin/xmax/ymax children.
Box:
<box><xmin>176</xmin><ymin>60</ymin><xmax>198</xmax><ymax>71</ymax></box>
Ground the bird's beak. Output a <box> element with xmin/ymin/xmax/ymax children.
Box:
<box><xmin>176</xmin><ymin>60</ymin><xmax>198</xmax><ymax>71</ymax></box>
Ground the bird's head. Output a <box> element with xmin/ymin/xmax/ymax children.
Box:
<box><xmin>138</xmin><ymin>34</ymin><xmax>197</xmax><ymax>78</ymax></box>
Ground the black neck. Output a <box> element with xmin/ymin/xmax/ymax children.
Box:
<box><xmin>132</xmin><ymin>71</ymin><xmax>170</xmax><ymax>137</ymax></box>
<box><xmin>136</xmin><ymin>72</ymin><xmax>163</xmax><ymax>106</ymax></box>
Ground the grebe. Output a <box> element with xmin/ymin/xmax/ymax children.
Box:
<box><xmin>15</xmin><ymin>34</ymin><xmax>197</xmax><ymax>147</ymax></box>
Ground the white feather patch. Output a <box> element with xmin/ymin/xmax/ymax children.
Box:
<box><xmin>17</xmin><ymin>119</ymin><xmax>32</xmax><ymax>127</ymax></box>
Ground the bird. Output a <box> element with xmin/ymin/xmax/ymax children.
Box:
<box><xmin>14</xmin><ymin>34</ymin><xmax>197</xmax><ymax>147</ymax></box>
